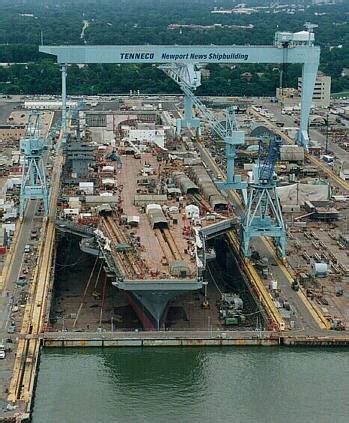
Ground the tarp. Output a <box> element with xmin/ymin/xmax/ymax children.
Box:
<box><xmin>276</xmin><ymin>183</ymin><xmax>329</xmax><ymax>206</ymax></box>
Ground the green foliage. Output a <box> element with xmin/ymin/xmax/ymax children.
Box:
<box><xmin>0</xmin><ymin>0</ymin><xmax>347</xmax><ymax>95</ymax></box>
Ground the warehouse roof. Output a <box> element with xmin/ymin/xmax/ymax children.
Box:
<box><xmin>84</xmin><ymin>195</ymin><xmax>118</xmax><ymax>204</ymax></box>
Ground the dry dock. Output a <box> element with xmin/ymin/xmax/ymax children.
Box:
<box><xmin>1</xmin><ymin>94</ymin><xmax>349</xmax><ymax>422</ymax></box>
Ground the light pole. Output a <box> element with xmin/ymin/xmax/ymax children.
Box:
<box><xmin>325</xmin><ymin>112</ymin><xmax>329</xmax><ymax>154</ymax></box>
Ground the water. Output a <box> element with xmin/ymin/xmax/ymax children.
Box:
<box><xmin>32</xmin><ymin>347</ymin><xmax>348</xmax><ymax>423</ymax></box>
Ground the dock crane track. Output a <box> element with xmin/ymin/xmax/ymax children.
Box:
<box><xmin>154</xmin><ymin>228</ymin><xmax>176</xmax><ymax>264</ymax></box>
<box><xmin>154</xmin><ymin>227</ymin><xmax>184</xmax><ymax>264</ymax></box>
<box><xmin>102</xmin><ymin>216</ymin><xmax>144</xmax><ymax>278</ymax></box>
<box><xmin>227</xmin><ymin>232</ymin><xmax>285</xmax><ymax>331</ymax></box>
<box><xmin>198</xmin><ymin>111</ymin><xmax>332</xmax><ymax>330</ymax></box>
<box><xmin>101</xmin><ymin>217</ymin><xmax>134</xmax><ymax>278</ymax></box>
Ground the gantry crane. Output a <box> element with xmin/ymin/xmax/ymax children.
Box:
<box><xmin>41</xmin><ymin>25</ymin><xmax>320</xmax><ymax>150</ymax></box>
<box><xmin>19</xmin><ymin>111</ymin><xmax>49</xmax><ymax>216</ymax></box>
<box><xmin>241</xmin><ymin>136</ymin><xmax>286</xmax><ymax>260</ymax></box>
<box><xmin>161</xmin><ymin>63</ymin><xmax>247</xmax><ymax>200</ymax></box>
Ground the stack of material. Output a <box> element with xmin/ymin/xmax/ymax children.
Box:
<box><xmin>69</xmin><ymin>196</ymin><xmax>81</xmax><ymax>210</ymax></box>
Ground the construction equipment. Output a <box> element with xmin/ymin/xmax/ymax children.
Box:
<box><xmin>69</xmin><ymin>99</ymin><xmax>86</xmax><ymax>136</ymax></box>
<box><xmin>241</xmin><ymin>136</ymin><xmax>286</xmax><ymax>260</ymax></box>
<box><xmin>219</xmin><ymin>293</ymin><xmax>246</xmax><ymax>326</ymax></box>
<box><xmin>160</xmin><ymin>63</ymin><xmax>201</xmax><ymax>135</ymax></box>
<box><xmin>161</xmin><ymin>64</ymin><xmax>247</xmax><ymax>199</ymax></box>
<box><xmin>19</xmin><ymin>111</ymin><xmax>49</xmax><ymax>216</ymax></box>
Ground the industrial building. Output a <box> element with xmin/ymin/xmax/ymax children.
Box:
<box><xmin>298</xmin><ymin>72</ymin><xmax>331</xmax><ymax>108</ymax></box>
<box><xmin>120</xmin><ymin>121</ymin><xmax>166</xmax><ymax>149</ymax></box>
<box><xmin>24</xmin><ymin>100</ymin><xmax>78</xmax><ymax>110</ymax></box>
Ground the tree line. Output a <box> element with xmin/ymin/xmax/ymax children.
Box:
<box><xmin>0</xmin><ymin>0</ymin><xmax>348</xmax><ymax>95</ymax></box>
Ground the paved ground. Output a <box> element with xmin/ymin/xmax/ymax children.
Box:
<box><xmin>258</xmin><ymin>101</ymin><xmax>349</xmax><ymax>161</ymax></box>
<box><xmin>0</xmin><ymin>102</ymin><xmax>20</xmax><ymax>125</ymax></box>
<box><xmin>0</xmin><ymin>102</ymin><xmax>54</xmax><ymax>417</ymax></box>
<box><xmin>196</xmin><ymin>133</ymin><xmax>324</xmax><ymax>332</ymax></box>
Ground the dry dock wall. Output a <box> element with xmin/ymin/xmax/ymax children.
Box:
<box><xmin>43</xmin><ymin>338</ymin><xmax>280</xmax><ymax>347</ymax></box>
<box><xmin>40</xmin><ymin>332</ymin><xmax>349</xmax><ymax>348</ymax></box>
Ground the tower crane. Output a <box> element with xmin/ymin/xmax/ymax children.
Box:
<box><xmin>241</xmin><ymin>136</ymin><xmax>286</xmax><ymax>260</ymax></box>
<box><xmin>160</xmin><ymin>63</ymin><xmax>247</xmax><ymax>201</ymax></box>
<box><xmin>19</xmin><ymin>111</ymin><xmax>49</xmax><ymax>216</ymax></box>
<box><xmin>160</xmin><ymin>64</ymin><xmax>201</xmax><ymax>135</ymax></box>
<box><xmin>69</xmin><ymin>99</ymin><xmax>86</xmax><ymax>132</ymax></box>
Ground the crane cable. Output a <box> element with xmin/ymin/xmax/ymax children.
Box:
<box><xmin>73</xmin><ymin>256</ymin><xmax>99</xmax><ymax>328</ymax></box>
<box><xmin>99</xmin><ymin>274</ymin><xmax>108</xmax><ymax>327</ymax></box>
<box><xmin>207</xmin><ymin>264</ymin><xmax>223</xmax><ymax>296</ymax></box>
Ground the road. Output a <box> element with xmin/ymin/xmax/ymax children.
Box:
<box><xmin>257</xmin><ymin>101</ymin><xmax>349</xmax><ymax>161</ymax></box>
<box><xmin>171</xmin><ymin>101</ymin><xmax>338</xmax><ymax>331</ymax></box>
<box><xmin>249</xmin><ymin>106</ymin><xmax>349</xmax><ymax>192</ymax></box>
<box><xmin>0</xmin><ymin>102</ymin><xmax>20</xmax><ymax>125</ymax></box>
<box><xmin>4</xmin><ymin>113</ymin><xmax>65</xmax><ymax>413</ymax></box>
<box><xmin>0</xmin><ymin>201</ymin><xmax>39</xmax><ymax>414</ymax></box>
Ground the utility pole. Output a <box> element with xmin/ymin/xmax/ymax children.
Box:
<box><xmin>325</xmin><ymin>112</ymin><xmax>329</xmax><ymax>154</ymax></box>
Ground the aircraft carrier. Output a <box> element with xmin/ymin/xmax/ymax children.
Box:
<box><xmin>57</xmin><ymin>124</ymin><xmax>235</xmax><ymax>330</ymax></box>
<box><xmin>0</xmin><ymin>26</ymin><xmax>348</xmax><ymax>421</ymax></box>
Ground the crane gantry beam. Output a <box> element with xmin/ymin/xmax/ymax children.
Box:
<box><xmin>39</xmin><ymin>25</ymin><xmax>320</xmax><ymax>149</ymax></box>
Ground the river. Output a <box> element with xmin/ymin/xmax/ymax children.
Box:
<box><xmin>32</xmin><ymin>347</ymin><xmax>348</xmax><ymax>423</ymax></box>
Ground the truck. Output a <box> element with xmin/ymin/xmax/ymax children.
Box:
<box><xmin>30</xmin><ymin>229</ymin><xmax>39</xmax><ymax>240</ymax></box>
<box><xmin>0</xmin><ymin>340</ymin><xmax>6</xmax><ymax>359</ymax></box>
<box><xmin>322</xmin><ymin>154</ymin><xmax>334</xmax><ymax>165</ymax></box>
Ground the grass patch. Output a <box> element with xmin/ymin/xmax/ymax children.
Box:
<box><xmin>332</xmin><ymin>91</ymin><xmax>349</xmax><ymax>98</ymax></box>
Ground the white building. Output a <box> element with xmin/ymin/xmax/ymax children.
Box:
<box><xmin>312</xmin><ymin>0</ymin><xmax>343</xmax><ymax>4</ymax></box>
<box><xmin>24</xmin><ymin>100</ymin><xmax>78</xmax><ymax>110</ymax></box>
<box><xmin>121</xmin><ymin>122</ymin><xmax>166</xmax><ymax>148</ymax></box>
<box><xmin>298</xmin><ymin>73</ymin><xmax>331</xmax><ymax>108</ymax></box>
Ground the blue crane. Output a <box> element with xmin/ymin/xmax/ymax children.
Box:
<box><xmin>161</xmin><ymin>63</ymin><xmax>247</xmax><ymax>201</ymax></box>
<box><xmin>19</xmin><ymin>111</ymin><xmax>49</xmax><ymax>217</ymax></box>
<box><xmin>241</xmin><ymin>136</ymin><xmax>286</xmax><ymax>260</ymax></box>
<box><xmin>160</xmin><ymin>64</ymin><xmax>201</xmax><ymax>135</ymax></box>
